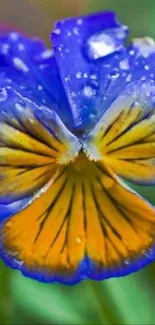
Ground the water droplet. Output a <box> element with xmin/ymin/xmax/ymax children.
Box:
<box><xmin>71</xmin><ymin>91</ymin><xmax>76</xmax><ymax>98</ymax></box>
<box><xmin>9</xmin><ymin>32</ymin><xmax>18</xmax><ymax>40</ymax></box>
<box><xmin>76</xmin><ymin>71</ymin><xmax>82</xmax><ymax>79</ymax></box>
<box><xmin>54</xmin><ymin>28</ymin><xmax>61</xmax><ymax>35</ymax></box>
<box><xmin>13</xmin><ymin>57</ymin><xmax>29</xmax><ymax>72</ymax></box>
<box><xmin>129</xmin><ymin>49</ymin><xmax>135</xmax><ymax>56</ymax></box>
<box><xmin>73</xmin><ymin>27</ymin><xmax>79</xmax><ymax>35</ymax></box>
<box><xmin>126</xmin><ymin>74</ymin><xmax>132</xmax><ymax>82</ymax></box>
<box><xmin>144</xmin><ymin>64</ymin><xmax>150</xmax><ymax>70</ymax></box>
<box><xmin>90</xmin><ymin>74</ymin><xmax>97</xmax><ymax>80</ymax></box>
<box><xmin>134</xmin><ymin>100</ymin><xmax>140</xmax><ymax>106</ymax></box>
<box><xmin>111</xmin><ymin>71</ymin><xmax>119</xmax><ymax>79</ymax></box>
<box><xmin>124</xmin><ymin>259</ymin><xmax>130</xmax><ymax>265</ymax></box>
<box><xmin>84</xmin><ymin>26</ymin><xmax>127</xmax><ymax>61</ymax></box>
<box><xmin>18</xmin><ymin>43</ymin><xmax>25</xmax><ymax>51</ymax></box>
<box><xmin>89</xmin><ymin>79</ymin><xmax>99</xmax><ymax>89</ymax></box>
<box><xmin>65</xmin><ymin>75</ymin><xmax>70</xmax><ymax>82</ymax></box>
<box><xmin>84</xmin><ymin>72</ymin><xmax>88</xmax><ymax>78</ymax></box>
<box><xmin>15</xmin><ymin>101</ymin><xmax>26</xmax><ymax>111</ymax></box>
<box><xmin>38</xmin><ymin>85</ymin><xmax>43</xmax><ymax>91</ymax></box>
<box><xmin>119</xmin><ymin>59</ymin><xmax>129</xmax><ymax>70</ymax></box>
<box><xmin>67</xmin><ymin>31</ymin><xmax>72</xmax><ymax>37</ymax></box>
<box><xmin>83</xmin><ymin>86</ymin><xmax>95</xmax><ymax>97</ymax></box>
<box><xmin>140</xmin><ymin>76</ymin><xmax>146</xmax><ymax>81</ymax></box>
<box><xmin>77</xmin><ymin>19</ymin><xmax>83</xmax><ymax>25</ymax></box>
<box><xmin>76</xmin><ymin>237</ymin><xmax>82</xmax><ymax>244</ymax></box>
<box><xmin>0</xmin><ymin>88</ymin><xmax>7</xmax><ymax>102</ymax></box>
<box><xmin>1</xmin><ymin>43</ymin><xmax>9</xmax><ymax>55</ymax></box>
<box><xmin>133</xmin><ymin>37</ymin><xmax>155</xmax><ymax>58</ymax></box>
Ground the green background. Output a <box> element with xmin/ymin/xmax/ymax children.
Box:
<box><xmin>0</xmin><ymin>0</ymin><xmax>155</xmax><ymax>324</ymax></box>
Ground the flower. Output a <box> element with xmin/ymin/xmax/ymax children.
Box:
<box><xmin>0</xmin><ymin>11</ymin><xmax>155</xmax><ymax>285</ymax></box>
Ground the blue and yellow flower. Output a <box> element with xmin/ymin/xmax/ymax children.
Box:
<box><xmin>0</xmin><ymin>11</ymin><xmax>155</xmax><ymax>284</ymax></box>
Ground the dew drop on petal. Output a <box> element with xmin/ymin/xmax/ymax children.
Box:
<box><xmin>18</xmin><ymin>43</ymin><xmax>25</xmax><ymax>51</ymax></box>
<box><xmin>0</xmin><ymin>88</ymin><xmax>7</xmax><ymax>102</ymax></box>
<box><xmin>76</xmin><ymin>236</ymin><xmax>82</xmax><ymax>244</ymax></box>
<box><xmin>133</xmin><ymin>37</ymin><xmax>155</xmax><ymax>58</ymax></box>
<box><xmin>141</xmin><ymin>76</ymin><xmax>146</xmax><ymax>81</ymax></box>
<box><xmin>13</xmin><ymin>57</ymin><xmax>29</xmax><ymax>72</ymax></box>
<box><xmin>1</xmin><ymin>43</ymin><xmax>9</xmax><ymax>55</ymax></box>
<box><xmin>83</xmin><ymin>86</ymin><xmax>95</xmax><ymax>97</ymax></box>
<box><xmin>54</xmin><ymin>28</ymin><xmax>61</xmax><ymax>35</ymax></box>
<box><xmin>84</xmin><ymin>72</ymin><xmax>88</xmax><ymax>78</ymax></box>
<box><xmin>90</xmin><ymin>74</ymin><xmax>97</xmax><ymax>80</ymax></box>
<box><xmin>84</xmin><ymin>26</ymin><xmax>128</xmax><ymax>61</ymax></box>
<box><xmin>38</xmin><ymin>84</ymin><xmax>43</xmax><ymax>90</ymax></box>
<box><xmin>111</xmin><ymin>71</ymin><xmax>119</xmax><ymax>79</ymax></box>
<box><xmin>124</xmin><ymin>259</ymin><xmax>130</xmax><ymax>265</ymax></box>
<box><xmin>15</xmin><ymin>101</ymin><xmax>26</xmax><ymax>111</ymax></box>
<box><xmin>144</xmin><ymin>64</ymin><xmax>150</xmax><ymax>70</ymax></box>
<box><xmin>119</xmin><ymin>59</ymin><xmax>129</xmax><ymax>70</ymax></box>
<box><xmin>9</xmin><ymin>32</ymin><xmax>18</xmax><ymax>41</ymax></box>
<box><xmin>126</xmin><ymin>73</ymin><xmax>132</xmax><ymax>82</ymax></box>
<box><xmin>76</xmin><ymin>71</ymin><xmax>82</xmax><ymax>79</ymax></box>
<box><xmin>89</xmin><ymin>79</ymin><xmax>99</xmax><ymax>89</ymax></box>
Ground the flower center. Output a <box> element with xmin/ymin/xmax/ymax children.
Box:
<box><xmin>61</xmin><ymin>152</ymin><xmax>115</xmax><ymax>189</ymax></box>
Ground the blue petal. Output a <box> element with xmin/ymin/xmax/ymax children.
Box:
<box><xmin>125</xmin><ymin>38</ymin><xmax>155</xmax><ymax>82</ymax></box>
<box><xmin>90</xmin><ymin>38</ymin><xmax>155</xmax><ymax>125</ymax></box>
<box><xmin>51</xmin><ymin>11</ymin><xmax>128</xmax><ymax>132</ymax></box>
<box><xmin>0</xmin><ymin>32</ymin><xmax>73</xmax><ymax>128</ymax></box>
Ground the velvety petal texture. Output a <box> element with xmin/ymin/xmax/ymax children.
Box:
<box><xmin>0</xmin><ymin>32</ymin><xmax>72</xmax><ymax>128</ymax></box>
<box><xmin>0</xmin><ymin>12</ymin><xmax>155</xmax><ymax>285</ymax></box>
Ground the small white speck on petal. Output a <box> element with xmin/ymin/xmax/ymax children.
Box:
<box><xmin>67</xmin><ymin>31</ymin><xmax>72</xmax><ymax>37</ymax></box>
<box><xmin>111</xmin><ymin>72</ymin><xmax>119</xmax><ymax>79</ymax></box>
<box><xmin>126</xmin><ymin>73</ymin><xmax>132</xmax><ymax>82</ymax></box>
<box><xmin>140</xmin><ymin>76</ymin><xmax>146</xmax><ymax>81</ymax></box>
<box><xmin>90</xmin><ymin>74</ymin><xmax>97</xmax><ymax>80</ymax></box>
<box><xmin>76</xmin><ymin>72</ymin><xmax>82</xmax><ymax>79</ymax></box>
<box><xmin>1</xmin><ymin>43</ymin><xmax>9</xmax><ymax>54</ymax></box>
<box><xmin>54</xmin><ymin>28</ymin><xmax>61</xmax><ymax>35</ymax></box>
<box><xmin>119</xmin><ymin>59</ymin><xmax>129</xmax><ymax>70</ymax></box>
<box><xmin>83</xmin><ymin>86</ymin><xmax>95</xmax><ymax>97</ymax></box>
<box><xmin>13</xmin><ymin>57</ymin><xmax>29</xmax><ymax>72</ymax></box>
<box><xmin>9</xmin><ymin>32</ymin><xmax>18</xmax><ymax>40</ymax></box>
<box><xmin>0</xmin><ymin>88</ymin><xmax>7</xmax><ymax>102</ymax></box>
<box><xmin>129</xmin><ymin>50</ymin><xmax>135</xmax><ymax>56</ymax></box>
<box><xmin>65</xmin><ymin>76</ymin><xmax>70</xmax><ymax>82</ymax></box>
<box><xmin>38</xmin><ymin>85</ymin><xmax>43</xmax><ymax>90</ymax></box>
<box><xmin>71</xmin><ymin>91</ymin><xmax>76</xmax><ymax>97</ymax></box>
<box><xmin>133</xmin><ymin>37</ymin><xmax>155</xmax><ymax>58</ymax></box>
<box><xmin>144</xmin><ymin>64</ymin><xmax>150</xmax><ymax>70</ymax></box>
<box><xmin>18</xmin><ymin>43</ymin><xmax>25</xmax><ymax>51</ymax></box>
<box><xmin>40</xmin><ymin>49</ymin><xmax>53</xmax><ymax>59</ymax></box>
<box><xmin>77</xmin><ymin>19</ymin><xmax>83</xmax><ymax>25</ymax></box>
<box><xmin>73</xmin><ymin>27</ymin><xmax>79</xmax><ymax>35</ymax></box>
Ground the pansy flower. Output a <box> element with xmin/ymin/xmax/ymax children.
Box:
<box><xmin>0</xmin><ymin>11</ymin><xmax>155</xmax><ymax>285</ymax></box>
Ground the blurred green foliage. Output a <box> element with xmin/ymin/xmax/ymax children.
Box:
<box><xmin>1</xmin><ymin>0</ymin><xmax>155</xmax><ymax>324</ymax></box>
